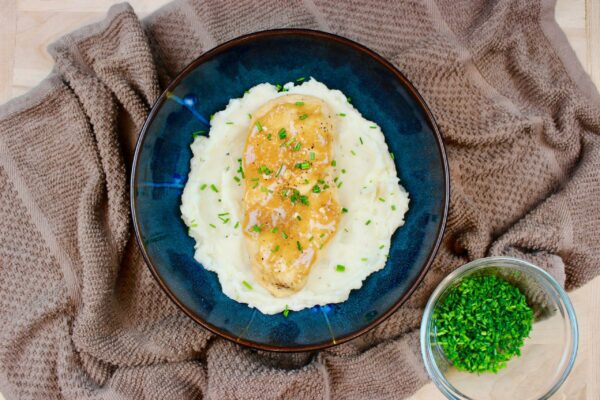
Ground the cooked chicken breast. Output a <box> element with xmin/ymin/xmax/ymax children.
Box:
<box><xmin>242</xmin><ymin>94</ymin><xmax>341</xmax><ymax>297</ymax></box>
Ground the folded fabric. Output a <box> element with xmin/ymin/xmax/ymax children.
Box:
<box><xmin>0</xmin><ymin>0</ymin><xmax>598</xmax><ymax>398</ymax></box>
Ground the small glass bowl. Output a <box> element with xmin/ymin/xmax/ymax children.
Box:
<box><xmin>421</xmin><ymin>256</ymin><xmax>578</xmax><ymax>400</ymax></box>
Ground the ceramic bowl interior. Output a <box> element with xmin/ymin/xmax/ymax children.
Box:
<box><xmin>131</xmin><ymin>29</ymin><xmax>449</xmax><ymax>351</ymax></box>
<box><xmin>421</xmin><ymin>257</ymin><xmax>578</xmax><ymax>400</ymax></box>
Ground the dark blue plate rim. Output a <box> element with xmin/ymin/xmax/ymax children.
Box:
<box><xmin>130</xmin><ymin>29</ymin><xmax>450</xmax><ymax>352</ymax></box>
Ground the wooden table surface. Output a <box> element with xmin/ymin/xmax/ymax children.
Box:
<box><xmin>0</xmin><ymin>1</ymin><xmax>598</xmax><ymax>399</ymax></box>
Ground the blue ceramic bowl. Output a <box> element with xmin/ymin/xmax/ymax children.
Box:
<box><xmin>131</xmin><ymin>29</ymin><xmax>449</xmax><ymax>351</ymax></box>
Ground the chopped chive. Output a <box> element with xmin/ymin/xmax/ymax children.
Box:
<box><xmin>226</xmin><ymin>121</ymin><xmax>234</xmax><ymax>125</ymax></box>
<box><xmin>255</xmin><ymin>121</ymin><xmax>263</xmax><ymax>131</ymax></box>
<box><xmin>250</xmin><ymin>177</ymin><xmax>259</xmax><ymax>181</ymax></box>
<box><xmin>379</xmin><ymin>244</ymin><xmax>385</xmax><ymax>249</ymax></box>
<box><xmin>391</xmin><ymin>205</ymin><xmax>397</xmax><ymax>211</ymax></box>
<box><xmin>248</xmin><ymin>113</ymin><xmax>252</xmax><ymax>119</ymax></box>
<box><xmin>346</xmin><ymin>96</ymin><xmax>352</xmax><ymax>103</ymax></box>
<box><xmin>242</xmin><ymin>280</ymin><xmax>253</xmax><ymax>290</ymax></box>
<box><xmin>200</xmin><ymin>184</ymin><xmax>207</xmax><ymax>191</ymax></box>
<box><xmin>336</xmin><ymin>264</ymin><xmax>346</xmax><ymax>272</ymax></box>
<box><xmin>342</xmin><ymin>207</ymin><xmax>348</xmax><ymax>213</ymax></box>
<box><xmin>331</xmin><ymin>160</ymin><xmax>337</xmax><ymax>167</ymax></box>
<box><xmin>271</xmin><ymin>227</ymin><xmax>279</xmax><ymax>233</ymax></box>
<box><xmin>283</xmin><ymin>304</ymin><xmax>289</xmax><ymax>317</ymax></box>
<box><xmin>278</xmin><ymin>128</ymin><xmax>287</xmax><ymax>139</ymax></box>
<box><xmin>379</xmin><ymin>197</ymin><xmax>385</xmax><ymax>202</ymax></box>
<box><xmin>233</xmin><ymin>176</ymin><xmax>241</xmax><ymax>183</ymax></box>
<box><xmin>210</xmin><ymin>114</ymin><xmax>214</xmax><ymax>120</ymax></box>
<box><xmin>251</xmin><ymin>224</ymin><xmax>262</xmax><ymax>233</ymax></box>
<box><xmin>312</xmin><ymin>185</ymin><xmax>321</xmax><ymax>193</ymax></box>
<box><xmin>295</xmin><ymin>101</ymin><xmax>305</xmax><ymax>106</ymax></box>
<box><xmin>275</xmin><ymin>165</ymin><xmax>284</xmax><ymax>177</ymax></box>
<box><xmin>359</xmin><ymin>137</ymin><xmax>364</xmax><ymax>145</ymax></box>
<box><xmin>258</xmin><ymin>165</ymin><xmax>272</xmax><ymax>175</ymax></box>
<box><xmin>296</xmin><ymin>241</ymin><xmax>303</xmax><ymax>252</ymax></box>
<box><xmin>320</xmin><ymin>233</ymin><xmax>326</xmax><ymax>238</ymax></box>
<box><xmin>337</xmin><ymin>181</ymin><xmax>343</xmax><ymax>188</ymax></box>
<box><xmin>350</xmin><ymin>150</ymin><xmax>356</xmax><ymax>156</ymax></box>
<box><xmin>209</xmin><ymin>223</ymin><xmax>216</xmax><ymax>228</ymax></box>
<box><xmin>338</xmin><ymin>113</ymin><xmax>346</xmax><ymax>117</ymax></box>
<box><xmin>252</xmin><ymin>182</ymin><xmax>259</xmax><ymax>189</ymax></box>
<box><xmin>234</xmin><ymin>221</ymin><xmax>240</xmax><ymax>229</ymax></box>
<box><xmin>296</xmin><ymin>77</ymin><xmax>305</xmax><ymax>82</ymax></box>
<box><xmin>334</xmin><ymin>177</ymin><xmax>339</xmax><ymax>183</ymax></box>
<box><xmin>308</xmin><ymin>236</ymin><xmax>314</xmax><ymax>242</ymax></box>
<box><xmin>237</xmin><ymin>158</ymin><xmax>245</xmax><ymax>178</ymax></box>
<box><xmin>323</xmin><ymin>184</ymin><xmax>330</xmax><ymax>189</ymax></box>
<box><xmin>299</xmin><ymin>114</ymin><xmax>308</xmax><ymax>120</ymax></box>
<box><xmin>365</xmin><ymin>220</ymin><xmax>372</xmax><ymax>225</ymax></box>
<box><xmin>267</xmin><ymin>133</ymin><xmax>272</xmax><ymax>140</ymax></box>
<box><xmin>272</xmin><ymin>245</ymin><xmax>280</xmax><ymax>253</ymax></box>
<box><xmin>275</xmin><ymin>83</ymin><xmax>283</xmax><ymax>91</ymax></box>
<box><xmin>296</xmin><ymin>215</ymin><xmax>302</xmax><ymax>221</ymax></box>
<box><xmin>303</xmin><ymin>179</ymin><xmax>309</xmax><ymax>184</ymax></box>
<box><xmin>295</xmin><ymin>161</ymin><xmax>311</xmax><ymax>170</ymax></box>
<box><xmin>341</xmin><ymin>169</ymin><xmax>346</xmax><ymax>174</ymax></box>
<box><xmin>361</xmin><ymin>258</ymin><xmax>368</xmax><ymax>262</ymax></box>
<box><xmin>210</xmin><ymin>184</ymin><xmax>219</xmax><ymax>193</ymax></box>
<box><xmin>390</xmin><ymin>152</ymin><xmax>395</xmax><ymax>160</ymax></box>
<box><xmin>309</xmin><ymin>151</ymin><xmax>315</xmax><ymax>160</ymax></box>
<box><xmin>292</xmin><ymin>142</ymin><xmax>302</xmax><ymax>152</ymax></box>
<box><xmin>317</xmin><ymin>179</ymin><xmax>325</xmax><ymax>184</ymax></box>
<box><xmin>281</xmin><ymin>231</ymin><xmax>288</xmax><ymax>239</ymax></box>
<box><xmin>191</xmin><ymin>130</ymin><xmax>206</xmax><ymax>138</ymax></box>
<box><xmin>299</xmin><ymin>195</ymin><xmax>309</xmax><ymax>206</ymax></box>
<box><xmin>260</xmin><ymin>186</ymin><xmax>271</xmax><ymax>193</ymax></box>
<box><xmin>369</xmin><ymin>125</ymin><xmax>377</xmax><ymax>129</ymax></box>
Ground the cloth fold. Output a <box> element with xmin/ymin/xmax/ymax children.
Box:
<box><xmin>0</xmin><ymin>0</ymin><xmax>599</xmax><ymax>398</ymax></box>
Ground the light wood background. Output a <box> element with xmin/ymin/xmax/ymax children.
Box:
<box><xmin>0</xmin><ymin>1</ymin><xmax>598</xmax><ymax>399</ymax></box>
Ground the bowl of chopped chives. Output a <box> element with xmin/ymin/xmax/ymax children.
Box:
<box><xmin>420</xmin><ymin>256</ymin><xmax>578</xmax><ymax>400</ymax></box>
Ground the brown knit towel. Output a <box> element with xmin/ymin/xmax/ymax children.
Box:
<box><xmin>0</xmin><ymin>0</ymin><xmax>599</xmax><ymax>398</ymax></box>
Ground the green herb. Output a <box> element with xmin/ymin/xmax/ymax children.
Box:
<box><xmin>275</xmin><ymin>165</ymin><xmax>284</xmax><ymax>177</ymax></box>
<box><xmin>293</xmin><ymin>142</ymin><xmax>302</xmax><ymax>152</ymax></box>
<box><xmin>258</xmin><ymin>165</ymin><xmax>272</xmax><ymax>175</ymax></box>
<box><xmin>336</xmin><ymin>264</ymin><xmax>346</xmax><ymax>272</ymax></box>
<box><xmin>191</xmin><ymin>130</ymin><xmax>206</xmax><ymax>138</ymax></box>
<box><xmin>331</xmin><ymin>160</ymin><xmax>337</xmax><ymax>167</ymax></box>
<box><xmin>346</xmin><ymin>96</ymin><xmax>352</xmax><ymax>103</ymax></box>
<box><xmin>251</xmin><ymin>224</ymin><xmax>262</xmax><ymax>233</ymax></box>
<box><xmin>342</xmin><ymin>207</ymin><xmax>348</xmax><ymax>213</ymax></box>
<box><xmin>341</xmin><ymin>169</ymin><xmax>346</xmax><ymax>174</ymax></box>
<box><xmin>320</xmin><ymin>233</ymin><xmax>326</xmax><ymax>238</ymax></box>
<box><xmin>237</xmin><ymin>158</ymin><xmax>245</xmax><ymax>178</ymax></box>
<box><xmin>391</xmin><ymin>205</ymin><xmax>397</xmax><ymax>211</ymax></box>
<box><xmin>369</xmin><ymin>125</ymin><xmax>376</xmax><ymax>129</ymax></box>
<box><xmin>338</xmin><ymin>113</ymin><xmax>346</xmax><ymax>117</ymax></box>
<box><xmin>210</xmin><ymin>184</ymin><xmax>219</xmax><ymax>193</ymax></box>
<box><xmin>267</xmin><ymin>133</ymin><xmax>272</xmax><ymax>140</ymax></box>
<box><xmin>275</xmin><ymin>83</ymin><xmax>283</xmax><ymax>91</ymax></box>
<box><xmin>218</xmin><ymin>212</ymin><xmax>230</xmax><ymax>224</ymax></box>
<box><xmin>242</xmin><ymin>280</ymin><xmax>253</xmax><ymax>290</ymax></box>
<box><xmin>255</xmin><ymin>121</ymin><xmax>263</xmax><ymax>131</ymax></box>
<box><xmin>309</xmin><ymin>151</ymin><xmax>315</xmax><ymax>160</ymax></box>
<box><xmin>296</xmin><ymin>215</ymin><xmax>302</xmax><ymax>221</ymax></box>
<box><xmin>272</xmin><ymin>245</ymin><xmax>280</xmax><ymax>253</ymax></box>
<box><xmin>278</xmin><ymin>128</ymin><xmax>287</xmax><ymax>139</ymax></box>
<box><xmin>361</xmin><ymin>258</ymin><xmax>368</xmax><ymax>262</ymax></box>
<box><xmin>210</xmin><ymin>114</ymin><xmax>214</xmax><ymax>120</ymax></box>
<box><xmin>379</xmin><ymin>244</ymin><xmax>384</xmax><ymax>249</ymax></box>
<box><xmin>359</xmin><ymin>137</ymin><xmax>363</xmax><ymax>145</ymax></box>
<box><xmin>234</xmin><ymin>221</ymin><xmax>240</xmax><ymax>229</ymax></box>
<box><xmin>283</xmin><ymin>304</ymin><xmax>289</xmax><ymax>317</ymax></box>
<box><xmin>379</xmin><ymin>197</ymin><xmax>385</xmax><ymax>202</ymax></box>
<box><xmin>312</xmin><ymin>185</ymin><xmax>321</xmax><ymax>193</ymax></box>
<box><xmin>233</xmin><ymin>176</ymin><xmax>241</xmax><ymax>183</ymax></box>
<box><xmin>295</xmin><ymin>161</ymin><xmax>311</xmax><ymax>170</ymax></box>
<box><xmin>337</xmin><ymin>181</ymin><xmax>343</xmax><ymax>188</ymax></box>
<box><xmin>252</xmin><ymin>182</ymin><xmax>259</xmax><ymax>189</ymax></box>
<box><xmin>200</xmin><ymin>184</ymin><xmax>207</xmax><ymax>191</ymax></box>
<box><xmin>299</xmin><ymin>114</ymin><xmax>308</xmax><ymax>120</ymax></box>
<box><xmin>433</xmin><ymin>275</ymin><xmax>533</xmax><ymax>373</ymax></box>
<box><xmin>318</xmin><ymin>179</ymin><xmax>325</xmax><ymax>184</ymax></box>
<box><xmin>365</xmin><ymin>220</ymin><xmax>372</xmax><ymax>225</ymax></box>
<box><xmin>308</xmin><ymin>236</ymin><xmax>314</xmax><ymax>242</ymax></box>
<box><xmin>299</xmin><ymin>195</ymin><xmax>309</xmax><ymax>206</ymax></box>
<box><xmin>281</xmin><ymin>231</ymin><xmax>288</xmax><ymax>239</ymax></box>
<box><xmin>390</xmin><ymin>152</ymin><xmax>395</xmax><ymax>160</ymax></box>
<box><xmin>248</xmin><ymin>113</ymin><xmax>252</xmax><ymax>119</ymax></box>
<box><xmin>295</xmin><ymin>101</ymin><xmax>305</xmax><ymax>106</ymax></box>
<box><xmin>209</xmin><ymin>223</ymin><xmax>216</xmax><ymax>229</ymax></box>
<box><xmin>296</xmin><ymin>77</ymin><xmax>305</xmax><ymax>82</ymax></box>
<box><xmin>226</xmin><ymin>121</ymin><xmax>234</xmax><ymax>125</ymax></box>
<box><xmin>250</xmin><ymin>177</ymin><xmax>259</xmax><ymax>182</ymax></box>
<box><xmin>271</xmin><ymin>227</ymin><xmax>278</xmax><ymax>233</ymax></box>
<box><xmin>350</xmin><ymin>150</ymin><xmax>356</xmax><ymax>156</ymax></box>
<box><xmin>296</xmin><ymin>241</ymin><xmax>303</xmax><ymax>252</ymax></box>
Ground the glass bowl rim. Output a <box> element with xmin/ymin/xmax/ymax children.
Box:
<box><xmin>420</xmin><ymin>256</ymin><xmax>579</xmax><ymax>400</ymax></box>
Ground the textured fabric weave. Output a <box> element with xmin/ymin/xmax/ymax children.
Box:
<box><xmin>1</xmin><ymin>0</ymin><xmax>599</xmax><ymax>398</ymax></box>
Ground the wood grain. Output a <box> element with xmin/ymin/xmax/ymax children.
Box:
<box><xmin>0</xmin><ymin>1</ymin><xmax>598</xmax><ymax>400</ymax></box>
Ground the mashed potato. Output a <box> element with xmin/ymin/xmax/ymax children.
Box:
<box><xmin>181</xmin><ymin>79</ymin><xmax>409</xmax><ymax>314</ymax></box>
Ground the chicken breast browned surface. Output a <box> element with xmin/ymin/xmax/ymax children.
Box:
<box><xmin>242</xmin><ymin>94</ymin><xmax>341</xmax><ymax>297</ymax></box>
